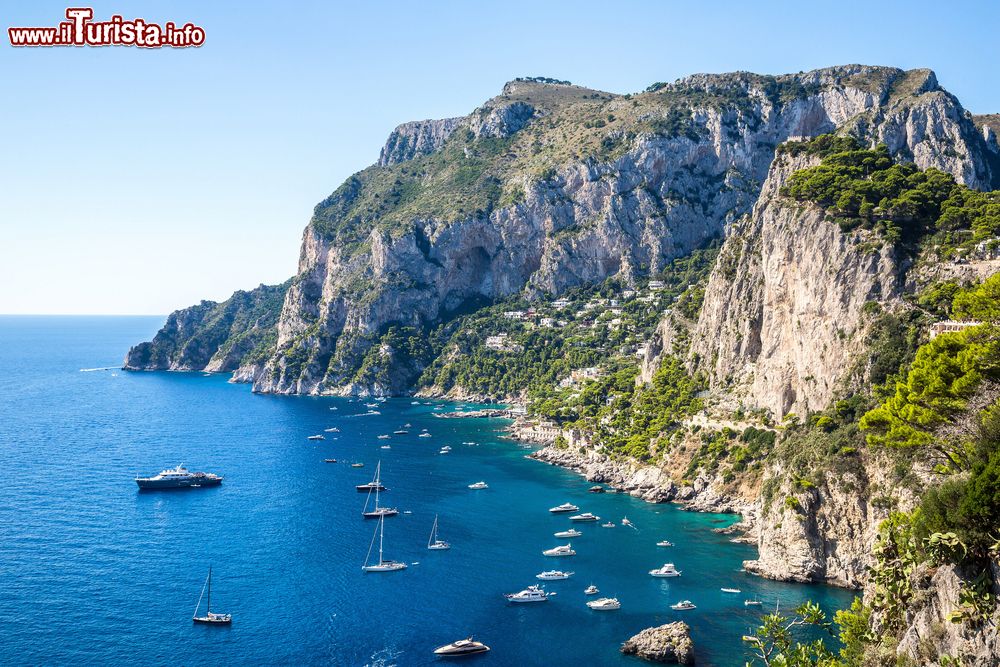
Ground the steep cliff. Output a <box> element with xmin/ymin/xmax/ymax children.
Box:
<box><xmin>251</xmin><ymin>65</ymin><xmax>997</xmax><ymax>396</ymax></box>
<box><xmin>123</xmin><ymin>281</ymin><xmax>288</xmax><ymax>372</ymax></box>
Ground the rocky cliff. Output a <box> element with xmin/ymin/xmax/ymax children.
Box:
<box><xmin>123</xmin><ymin>281</ymin><xmax>288</xmax><ymax>372</ymax></box>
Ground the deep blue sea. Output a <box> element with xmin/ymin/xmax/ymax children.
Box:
<box><xmin>0</xmin><ymin>316</ymin><xmax>854</xmax><ymax>666</ymax></box>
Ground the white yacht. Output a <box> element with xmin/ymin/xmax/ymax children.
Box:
<box><xmin>307</xmin><ymin>434</ymin><xmax>325</xmax><ymax>441</ymax></box>
<box><xmin>586</xmin><ymin>597</ymin><xmax>621</xmax><ymax>610</ymax></box>
<box><xmin>433</xmin><ymin>638</ymin><xmax>490</xmax><ymax>656</ymax></box>
<box><xmin>721</xmin><ymin>587</ymin><xmax>742</xmax><ymax>593</ymax></box>
<box><xmin>324</xmin><ymin>427</ymin><xmax>340</xmax><ymax>433</ymax></box>
<box><xmin>418</xmin><ymin>432</ymin><xmax>433</xmax><ymax>438</ymax></box>
<box><xmin>584</xmin><ymin>584</ymin><xmax>599</xmax><ymax>595</ymax></box>
<box><xmin>377</xmin><ymin>434</ymin><xmax>390</xmax><ymax>440</ymax></box>
<box><xmin>548</xmin><ymin>502</ymin><xmax>580</xmax><ymax>513</ymax></box>
<box><xmin>670</xmin><ymin>600</ymin><xmax>696</xmax><ymax>610</ymax></box>
<box><xmin>656</xmin><ymin>540</ymin><xmax>674</xmax><ymax>547</ymax></box>
<box><xmin>440</xmin><ymin>445</ymin><xmax>452</xmax><ymax>451</ymax></box>
<box><xmin>601</xmin><ymin>522</ymin><xmax>616</xmax><ymax>528</ymax></box>
<box><xmin>569</xmin><ymin>512</ymin><xmax>599</xmax><ymax>522</ymax></box>
<box><xmin>744</xmin><ymin>599</ymin><xmax>763</xmax><ymax>607</ymax></box>
<box><xmin>427</xmin><ymin>515</ymin><xmax>450</xmax><ymax>550</ymax></box>
<box><xmin>361</xmin><ymin>515</ymin><xmax>407</xmax><ymax>572</ymax></box>
<box><xmin>649</xmin><ymin>563</ymin><xmax>682</xmax><ymax>577</ymax></box>
<box><xmin>535</xmin><ymin>570</ymin><xmax>573</xmax><ymax>580</ymax></box>
<box><xmin>542</xmin><ymin>544</ymin><xmax>576</xmax><ymax>557</ymax></box>
<box><xmin>504</xmin><ymin>585</ymin><xmax>553</xmax><ymax>603</ymax></box>
<box><xmin>554</xmin><ymin>528</ymin><xmax>582</xmax><ymax>538</ymax></box>
<box><xmin>468</xmin><ymin>481</ymin><xmax>488</xmax><ymax>490</ymax></box>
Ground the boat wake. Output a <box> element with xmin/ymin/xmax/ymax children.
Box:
<box><xmin>79</xmin><ymin>366</ymin><xmax>118</xmax><ymax>372</ymax></box>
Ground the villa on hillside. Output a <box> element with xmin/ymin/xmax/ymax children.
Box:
<box><xmin>929</xmin><ymin>320</ymin><xmax>981</xmax><ymax>339</ymax></box>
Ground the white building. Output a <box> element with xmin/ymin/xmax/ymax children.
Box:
<box><xmin>929</xmin><ymin>320</ymin><xmax>981</xmax><ymax>339</ymax></box>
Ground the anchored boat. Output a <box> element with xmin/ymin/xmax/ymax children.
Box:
<box><xmin>192</xmin><ymin>566</ymin><xmax>231</xmax><ymax>624</ymax></box>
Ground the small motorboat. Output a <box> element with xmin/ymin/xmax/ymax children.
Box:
<box><xmin>324</xmin><ymin>427</ymin><xmax>340</xmax><ymax>432</ymax></box>
<box><xmin>721</xmin><ymin>587</ymin><xmax>742</xmax><ymax>594</ymax></box>
<box><xmin>504</xmin><ymin>585</ymin><xmax>553</xmax><ymax>603</ymax></box>
<box><xmin>588</xmin><ymin>485</ymin><xmax>605</xmax><ymax>493</ymax></box>
<box><xmin>433</xmin><ymin>637</ymin><xmax>490</xmax><ymax>656</ymax></box>
<box><xmin>468</xmin><ymin>481</ymin><xmax>488</xmax><ymax>490</ymax></box>
<box><xmin>670</xmin><ymin>600</ymin><xmax>696</xmax><ymax>610</ymax></box>
<box><xmin>622</xmin><ymin>517</ymin><xmax>635</xmax><ymax>528</ymax></box>
<box><xmin>542</xmin><ymin>544</ymin><xmax>576</xmax><ymax>557</ymax></box>
<box><xmin>410</xmin><ymin>401</ymin><xmax>420</xmax><ymax>405</ymax></box>
<box><xmin>554</xmin><ymin>528</ymin><xmax>582</xmax><ymax>538</ymax></box>
<box><xmin>584</xmin><ymin>584</ymin><xmax>599</xmax><ymax>595</ymax></box>
<box><xmin>586</xmin><ymin>597</ymin><xmax>620</xmax><ymax>611</ymax></box>
<box><xmin>419</xmin><ymin>432</ymin><xmax>433</xmax><ymax>438</ymax></box>
<box><xmin>744</xmin><ymin>599</ymin><xmax>763</xmax><ymax>607</ymax></box>
<box><xmin>377</xmin><ymin>434</ymin><xmax>391</xmax><ymax>440</ymax></box>
<box><xmin>439</xmin><ymin>448</ymin><xmax>450</xmax><ymax>454</ymax></box>
<box><xmin>380</xmin><ymin>445</ymin><xmax>391</xmax><ymax>450</ymax></box>
<box><xmin>307</xmin><ymin>434</ymin><xmax>325</xmax><ymax>441</ymax></box>
<box><xmin>365</xmin><ymin>402</ymin><xmax>378</xmax><ymax>408</ymax></box>
<box><xmin>393</xmin><ymin>430</ymin><xmax>408</xmax><ymax>435</ymax></box>
<box><xmin>323</xmin><ymin>458</ymin><xmax>337</xmax><ymax>463</ymax></box>
<box><xmin>329</xmin><ymin>407</ymin><xmax>339</xmax><ymax>411</ymax></box>
<box><xmin>535</xmin><ymin>570</ymin><xmax>573</xmax><ymax>580</ymax></box>
<box><xmin>569</xmin><ymin>513</ymin><xmax>599</xmax><ymax>522</ymax></box>
<box><xmin>649</xmin><ymin>563</ymin><xmax>682</xmax><ymax>577</ymax></box>
<box><xmin>440</xmin><ymin>445</ymin><xmax>452</xmax><ymax>451</ymax></box>
<box><xmin>601</xmin><ymin>522</ymin><xmax>616</xmax><ymax>528</ymax></box>
<box><xmin>351</xmin><ymin>463</ymin><xmax>365</xmax><ymax>468</ymax></box>
<box><xmin>549</xmin><ymin>502</ymin><xmax>580</xmax><ymax>513</ymax></box>
<box><xmin>656</xmin><ymin>540</ymin><xmax>674</xmax><ymax>547</ymax></box>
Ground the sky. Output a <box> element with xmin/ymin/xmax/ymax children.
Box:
<box><xmin>2</xmin><ymin>0</ymin><xmax>999</xmax><ymax>315</ymax></box>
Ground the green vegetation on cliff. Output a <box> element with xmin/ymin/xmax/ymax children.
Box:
<box><xmin>781</xmin><ymin>134</ymin><xmax>1000</xmax><ymax>253</ymax></box>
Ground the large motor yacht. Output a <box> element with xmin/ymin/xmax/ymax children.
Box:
<box><xmin>135</xmin><ymin>465</ymin><xmax>222</xmax><ymax>489</ymax></box>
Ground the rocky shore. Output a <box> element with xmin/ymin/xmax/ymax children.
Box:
<box><xmin>620</xmin><ymin>622</ymin><xmax>695</xmax><ymax>664</ymax></box>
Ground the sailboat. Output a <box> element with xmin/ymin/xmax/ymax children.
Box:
<box><xmin>362</xmin><ymin>515</ymin><xmax>407</xmax><ymax>572</ymax></box>
<box><xmin>427</xmin><ymin>514</ymin><xmax>451</xmax><ymax>550</ymax></box>
<box><xmin>362</xmin><ymin>462</ymin><xmax>398</xmax><ymax>518</ymax></box>
<box><xmin>192</xmin><ymin>566</ymin><xmax>232</xmax><ymax>624</ymax></box>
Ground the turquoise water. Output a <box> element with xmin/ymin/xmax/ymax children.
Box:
<box><xmin>0</xmin><ymin>316</ymin><xmax>854</xmax><ymax>665</ymax></box>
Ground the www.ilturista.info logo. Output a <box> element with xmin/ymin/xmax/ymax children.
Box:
<box><xmin>8</xmin><ymin>8</ymin><xmax>205</xmax><ymax>48</ymax></box>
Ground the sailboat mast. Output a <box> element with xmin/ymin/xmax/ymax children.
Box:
<box><xmin>206</xmin><ymin>565</ymin><xmax>212</xmax><ymax>614</ymax></box>
<box><xmin>378</xmin><ymin>515</ymin><xmax>385</xmax><ymax>564</ymax></box>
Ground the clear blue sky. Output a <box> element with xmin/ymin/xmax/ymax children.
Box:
<box><xmin>2</xmin><ymin>0</ymin><xmax>998</xmax><ymax>314</ymax></box>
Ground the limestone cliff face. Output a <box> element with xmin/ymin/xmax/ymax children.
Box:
<box><xmin>690</xmin><ymin>154</ymin><xmax>907</xmax><ymax>419</ymax></box>
<box><xmin>377</xmin><ymin>117</ymin><xmax>464</xmax><ymax>167</ymax></box>
<box><xmin>249</xmin><ymin>65</ymin><xmax>988</xmax><ymax>396</ymax></box>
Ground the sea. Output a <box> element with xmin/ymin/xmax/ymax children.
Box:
<box><xmin>0</xmin><ymin>316</ymin><xmax>854</xmax><ymax>666</ymax></box>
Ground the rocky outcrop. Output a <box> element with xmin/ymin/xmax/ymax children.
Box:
<box><xmin>621</xmin><ymin>622</ymin><xmax>695</xmax><ymax>664</ymax></box>
<box><xmin>690</xmin><ymin>152</ymin><xmax>907</xmax><ymax>419</ymax></box>
<box><xmin>468</xmin><ymin>100</ymin><xmax>534</xmax><ymax>138</ymax></box>
<box><xmin>894</xmin><ymin>562</ymin><xmax>1000</xmax><ymax>666</ymax></box>
<box><xmin>123</xmin><ymin>281</ymin><xmax>288</xmax><ymax>372</ymax></box>
<box><xmin>377</xmin><ymin>117</ymin><xmax>464</xmax><ymax>166</ymax></box>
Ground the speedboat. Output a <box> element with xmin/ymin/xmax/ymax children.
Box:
<box><xmin>721</xmin><ymin>587</ymin><xmax>742</xmax><ymax>593</ymax></box>
<box><xmin>351</xmin><ymin>463</ymin><xmax>364</xmax><ymax>468</ymax></box>
<box><xmin>377</xmin><ymin>434</ymin><xmax>390</xmax><ymax>440</ymax></box>
<box><xmin>554</xmin><ymin>528</ymin><xmax>582</xmax><ymax>538</ymax></box>
<box><xmin>656</xmin><ymin>540</ymin><xmax>674</xmax><ymax>547</ymax></box>
<box><xmin>584</xmin><ymin>584</ymin><xmax>599</xmax><ymax>595</ymax></box>
<box><xmin>324</xmin><ymin>427</ymin><xmax>340</xmax><ymax>432</ymax></box>
<box><xmin>380</xmin><ymin>445</ymin><xmax>391</xmax><ymax>450</ymax></box>
<box><xmin>440</xmin><ymin>445</ymin><xmax>452</xmax><ymax>451</ymax></box>
<box><xmin>569</xmin><ymin>513</ymin><xmax>599</xmax><ymax>522</ymax></box>
<box><xmin>323</xmin><ymin>458</ymin><xmax>337</xmax><ymax>463</ymax></box>
<box><xmin>586</xmin><ymin>597</ymin><xmax>621</xmax><ymax>611</ymax></box>
<box><xmin>307</xmin><ymin>434</ymin><xmax>325</xmax><ymax>441</ymax></box>
<box><xmin>439</xmin><ymin>448</ymin><xmax>450</xmax><ymax>454</ymax></box>
<box><xmin>549</xmin><ymin>502</ymin><xmax>580</xmax><ymax>513</ymax></box>
<box><xmin>365</xmin><ymin>403</ymin><xmax>378</xmax><ymax>408</ymax></box>
<box><xmin>393</xmin><ymin>430</ymin><xmax>408</xmax><ymax>435</ymax></box>
<box><xmin>542</xmin><ymin>544</ymin><xmax>576</xmax><ymax>557</ymax></box>
<box><xmin>744</xmin><ymin>599</ymin><xmax>763</xmax><ymax>607</ymax></box>
<box><xmin>468</xmin><ymin>481</ymin><xmax>488</xmax><ymax>490</ymax></box>
<box><xmin>504</xmin><ymin>585</ymin><xmax>553</xmax><ymax>603</ymax></box>
<box><xmin>670</xmin><ymin>600</ymin><xmax>696</xmax><ymax>610</ymax></box>
<box><xmin>649</xmin><ymin>563</ymin><xmax>682</xmax><ymax>577</ymax></box>
<box><xmin>601</xmin><ymin>522</ymin><xmax>616</xmax><ymax>528</ymax></box>
<box><xmin>433</xmin><ymin>638</ymin><xmax>490</xmax><ymax>656</ymax></box>
<box><xmin>535</xmin><ymin>570</ymin><xmax>573</xmax><ymax>580</ymax></box>
<box><xmin>419</xmin><ymin>432</ymin><xmax>433</xmax><ymax>438</ymax></box>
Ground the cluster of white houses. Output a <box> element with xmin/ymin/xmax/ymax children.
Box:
<box><xmin>929</xmin><ymin>320</ymin><xmax>982</xmax><ymax>339</ymax></box>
